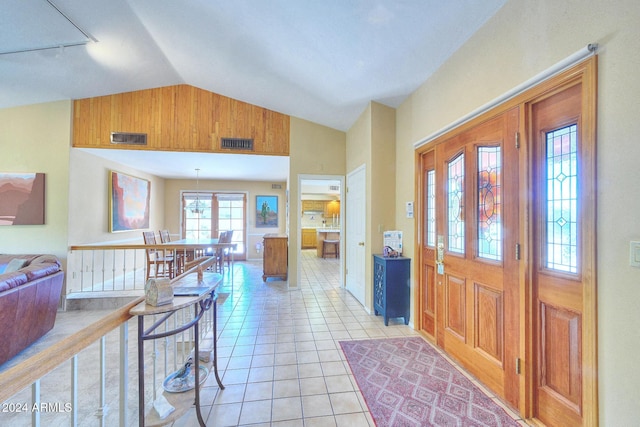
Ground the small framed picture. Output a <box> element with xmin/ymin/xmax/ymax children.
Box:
<box><xmin>256</xmin><ymin>195</ymin><xmax>278</xmax><ymax>227</ymax></box>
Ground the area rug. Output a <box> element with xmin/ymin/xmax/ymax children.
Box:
<box><xmin>340</xmin><ymin>337</ymin><xmax>520</xmax><ymax>427</ymax></box>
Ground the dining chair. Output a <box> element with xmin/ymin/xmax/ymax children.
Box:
<box><xmin>143</xmin><ymin>231</ymin><xmax>174</xmax><ymax>280</ymax></box>
<box><xmin>159</xmin><ymin>229</ymin><xmax>172</xmax><ymax>243</ymax></box>
<box><xmin>219</xmin><ymin>230</ymin><xmax>234</xmax><ymax>271</ymax></box>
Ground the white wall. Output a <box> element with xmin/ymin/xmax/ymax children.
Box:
<box><xmin>395</xmin><ymin>0</ymin><xmax>640</xmax><ymax>423</ymax></box>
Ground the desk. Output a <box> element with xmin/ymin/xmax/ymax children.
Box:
<box><xmin>130</xmin><ymin>273</ymin><xmax>224</xmax><ymax>427</ymax></box>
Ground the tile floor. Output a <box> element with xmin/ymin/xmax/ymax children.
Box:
<box><xmin>1</xmin><ymin>249</ymin><xmax>526</xmax><ymax>426</ymax></box>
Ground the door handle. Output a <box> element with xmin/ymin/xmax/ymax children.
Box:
<box><xmin>436</xmin><ymin>235</ymin><xmax>445</xmax><ymax>275</ymax></box>
<box><xmin>358</xmin><ymin>242</ymin><xmax>365</xmax><ymax>246</ymax></box>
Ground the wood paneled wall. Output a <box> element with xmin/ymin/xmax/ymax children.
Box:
<box><xmin>72</xmin><ymin>85</ymin><xmax>290</xmax><ymax>155</ymax></box>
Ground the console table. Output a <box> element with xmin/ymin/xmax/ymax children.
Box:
<box><xmin>130</xmin><ymin>273</ymin><xmax>224</xmax><ymax>427</ymax></box>
<box><xmin>373</xmin><ymin>255</ymin><xmax>411</xmax><ymax>326</ymax></box>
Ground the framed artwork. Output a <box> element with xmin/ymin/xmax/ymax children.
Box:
<box><xmin>110</xmin><ymin>171</ymin><xmax>150</xmax><ymax>232</ymax></box>
<box><xmin>256</xmin><ymin>195</ymin><xmax>278</xmax><ymax>227</ymax></box>
<box><xmin>0</xmin><ymin>173</ymin><xmax>45</xmax><ymax>225</ymax></box>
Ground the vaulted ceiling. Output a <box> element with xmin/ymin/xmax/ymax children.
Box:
<box><xmin>1</xmin><ymin>0</ymin><xmax>506</xmax><ymax>179</ymax></box>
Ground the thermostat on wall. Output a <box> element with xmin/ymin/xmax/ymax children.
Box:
<box><xmin>406</xmin><ymin>201</ymin><xmax>414</xmax><ymax>219</ymax></box>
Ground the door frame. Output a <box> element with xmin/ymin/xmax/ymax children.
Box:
<box><xmin>296</xmin><ymin>174</ymin><xmax>345</xmax><ymax>288</ymax></box>
<box><xmin>414</xmin><ymin>57</ymin><xmax>597</xmax><ymax>422</ymax></box>
<box><xmin>345</xmin><ymin>164</ymin><xmax>367</xmax><ymax>306</ymax></box>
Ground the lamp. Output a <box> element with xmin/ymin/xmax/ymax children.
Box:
<box><xmin>191</xmin><ymin>168</ymin><xmax>204</xmax><ymax>215</ymax></box>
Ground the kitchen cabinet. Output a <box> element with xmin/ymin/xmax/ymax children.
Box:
<box><xmin>301</xmin><ymin>229</ymin><xmax>317</xmax><ymax>249</ymax></box>
<box><xmin>324</xmin><ymin>200</ymin><xmax>340</xmax><ymax>217</ymax></box>
<box><xmin>262</xmin><ymin>234</ymin><xmax>288</xmax><ymax>281</ymax></box>
<box><xmin>302</xmin><ymin>200</ymin><xmax>325</xmax><ymax>212</ymax></box>
<box><xmin>373</xmin><ymin>255</ymin><xmax>411</xmax><ymax>326</ymax></box>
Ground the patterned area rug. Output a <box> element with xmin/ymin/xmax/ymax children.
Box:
<box><xmin>340</xmin><ymin>337</ymin><xmax>520</xmax><ymax>427</ymax></box>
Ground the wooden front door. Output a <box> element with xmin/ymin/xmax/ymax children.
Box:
<box><xmin>434</xmin><ymin>108</ymin><xmax>521</xmax><ymax>406</ymax></box>
<box><xmin>416</xmin><ymin>58</ymin><xmax>597</xmax><ymax>424</ymax></box>
<box><xmin>529</xmin><ymin>76</ymin><xmax>597</xmax><ymax>426</ymax></box>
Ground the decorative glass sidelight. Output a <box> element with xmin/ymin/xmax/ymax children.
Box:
<box><xmin>426</xmin><ymin>170</ymin><xmax>436</xmax><ymax>247</ymax></box>
<box><xmin>448</xmin><ymin>154</ymin><xmax>465</xmax><ymax>253</ymax></box>
<box><xmin>477</xmin><ymin>146</ymin><xmax>502</xmax><ymax>260</ymax></box>
<box><xmin>546</xmin><ymin>124</ymin><xmax>578</xmax><ymax>273</ymax></box>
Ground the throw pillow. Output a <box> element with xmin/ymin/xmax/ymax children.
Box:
<box><xmin>5</xmin><ymin>258</ymin><xmax>28</xmax><ymax>273</ymax></box>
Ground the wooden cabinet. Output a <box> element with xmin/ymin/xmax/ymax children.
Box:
<box><xmin>373</xmin><ymin>255</ymin><xmax>411</xmax><ymax>326</ymax></box>
<box><xmin>262</xmin><ymin>234</ymin><xmax>288</xmax><ymax>281</ymax></box>
<box><xmin>302</xmin><ymin>200</ymin><xmax>325</xmax><ymax>212</ymax></box>
<box><xmin>324</xmin><ymin>200</ymin><xmax>340</xmax><ymax>217</ymax></box>
<box><xmin>301</xmin><ymin>229</ymin><xmax>317</xmax><ymax>249</ymax></box>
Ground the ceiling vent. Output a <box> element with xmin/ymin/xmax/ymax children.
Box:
<box><xmin>110</xmin><ymin>132</ymin><xmax>147</xmax><ymax>146</ymax></box>
<box><xmin>221</xmin><ymin>137</ymin><xmax>254</xmax><ymax>151</ymax></box>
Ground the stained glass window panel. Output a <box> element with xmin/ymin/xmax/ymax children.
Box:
<box><xmin>448</xmin><ymin>154</ymin><xmax>464</xmax><ymax>254</ymax></box>
<box><xmin>546</xmin><ymin>124</ymin><xmax>578</xmax><ymax>273</ymax></box>
<box><xmin>478</xmin><ymin>146</ymin><xmax>502</xmax><ymax>261</ymax></box>
<box><xmin>426</xmin><ymin>170</ymin><xmax>436</xmax><ymax>247</ymax></box>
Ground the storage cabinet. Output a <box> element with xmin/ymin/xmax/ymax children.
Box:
<box><xmin>301</xmin><ymin>229</ymin><xmax>317</xmax><ymax>249</ymax></box>
<box><xmin>373</xmin><ymin>255</ymin><xmax>411</xmax><ymax>326</ymax></box>
<box><xmin>262</xmin><ymin>234</ymin><xmax>288</xmax><ymax>281</ymax></box>
<box><xmin>302</xmin><ymin>200</ymin><xmax>325</xmax><ymax>212</ymax></box>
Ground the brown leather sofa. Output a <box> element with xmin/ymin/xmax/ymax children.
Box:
<box><xmin>0</xmin><ymin>254</ymin><xmax>64</xmax><ymax>366</ymax></box>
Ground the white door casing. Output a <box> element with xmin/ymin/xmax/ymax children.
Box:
<box><xmin>346</xmin><ymin>164</ymin><xmax>366</xmax><ymax>306</ymax></box>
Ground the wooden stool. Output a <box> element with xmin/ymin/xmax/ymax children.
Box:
<box><xmin>322</xmin><ymin>239</ymin><xmax>340</xmax><ymax>258</ymax></box>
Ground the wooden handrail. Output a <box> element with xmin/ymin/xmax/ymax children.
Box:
<box><xmin>0</xmin><ymin>255</ymin><xmax>217</xmax><ymax>403</ymax></box>
<box><xmin>0</xmin><ymin>296</ymin><xmax>142</xmax><ymax>403</ymax></box>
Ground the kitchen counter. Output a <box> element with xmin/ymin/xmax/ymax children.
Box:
<box><xmin>316</xmin><ymin>229</ymin><xmax>340</xmax><ymax>257</ymax></box>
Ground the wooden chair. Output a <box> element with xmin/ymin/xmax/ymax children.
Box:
<box><xmin>143</xmin><ymin>231</ymin><xmax>174</xmax><ymax>280</ymax></box>
<box><xmin>216</xmin><ymin>230</ymin><xmax>234</xmax><ymax>272</ymax></box>
<box><xmin>159</xmin><ymin>229</ymin><xmax>172</xmax><ymax>243</ymax></box>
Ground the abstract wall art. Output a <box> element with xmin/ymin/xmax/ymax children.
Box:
<box><xmin>110</xmin><ymin>171</ymin><xmax>150</xmax><ymax>232</ymax></box>
<box><xmin>0</xmin><ymin>173</ymin><xmax>45</xmax><ymax>225</ymax></box>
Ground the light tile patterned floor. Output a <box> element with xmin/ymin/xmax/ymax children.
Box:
<box><xmin>1</xmin><ymin>249</ymin><xmax>527</xmax><ymax>426</ymax></box>
<box><xmin>187</xmin><ymin>250</ymin><xmax>421</xmax><ymax>426</ymax></box>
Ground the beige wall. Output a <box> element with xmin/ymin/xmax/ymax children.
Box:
<box><xmin>163</xmin><ymin>178</ymin><xmax>287</xmax><ymax>260</ymax></box>
<box><xmin>395</xmin><ymin>0</ymin><xmax>640</xmax><ymax>423</ymax></box>
<box><xmin>346</xmin><ymin>102</ymin><xmax>396</xmax><ymax>309</ymax></box>
<box><xmin>289</xmin><ymin>117</ymin><xmax>346</xmax><ymax>287</ymax></box>
<box><xmin>0</xmin><ymin>101</ymin><xmax>71</xmax><ymax>264</ymax></box>
<box><xmin>68</xmin><ymin>149</ymin><xmax>166</xmax><ymax>246</ymax></box>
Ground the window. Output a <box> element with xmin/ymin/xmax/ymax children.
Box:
<box><xmin>448</xmin><ymin>154</ymin><xmax>465</xmax><ymax>254</ymax></box>
<box><xmin>545</xmin><ymin>124</ymin><xmax>578</xmax><ymax>273</ymax></box>
<box><xmin>183</xmin><ymin>192</ymin><xmax>213</xmax><ymax>239</ymax></box>
<box><xmin>478</xmin><ymin>146</ymin><xmax>502</xmax><ymax>261</ymax></box>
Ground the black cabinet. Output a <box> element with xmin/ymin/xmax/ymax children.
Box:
<box><xmin>373</xmin><ymin>255</ymin><xmax>411</xmax><ymax>326</ymax></box>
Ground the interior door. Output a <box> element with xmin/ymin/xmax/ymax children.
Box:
<box><xmin>435</xmin><ymin>109</ymin><xmax>520</xmax><ymax>406</ymax></box>
<box><xmin>346</xmin><ymin>165</ymin><xmax>366</xmax><ymax>306</ymax></box>
<box><xmin>530</xmin><ymin>81</ymin><xmax>595</xmax><ymax>426</ymax></box>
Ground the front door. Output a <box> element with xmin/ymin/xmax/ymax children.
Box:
<box><xmin>416</xmin><ymin>58</ymin><xmax>597</xmax><ymax>424</ymax></box>
<box><xmin>432</xmin><ymin>108</ymin><xmax>521</xmax><ymax>406</ymax></box>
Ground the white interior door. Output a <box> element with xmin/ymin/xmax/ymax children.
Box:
<box><xmin>346</xmin><ymin>165</ymin><xmax>366</xmax><ymax>305</ymax></box>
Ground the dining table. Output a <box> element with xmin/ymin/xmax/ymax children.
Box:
<box><xmin>166</xmin><ymin>238</ymin><xmax>237</xmax><ymax>279</ymax></box>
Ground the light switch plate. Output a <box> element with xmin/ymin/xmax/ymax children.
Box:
<box><xmin>630</xmin><ymin>241</ymin><xmax>640</xmax><ymax>268</ymax></box>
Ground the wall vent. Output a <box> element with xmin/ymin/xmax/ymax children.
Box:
<box><xmin>329</xmin><ymin>185</ymin><xmax>340</xmax><ymax>191</ymax></box>
<box><xmin>272</xmin><ymin>184</ymin><xmax>282</xmax><ymax>189</ymax></box>
<box><xmin>110</xmin><ymin>132</ymin><xmax>147</xmax><ymax>145</ymax></box>
<box><xmin>221</xmin><ymin>137</ymin><xmax>254</xmax><ymax>151</ymax></box>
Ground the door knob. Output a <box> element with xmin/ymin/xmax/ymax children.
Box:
<box><xmin>358</xmin><ymin>242</ymin><xmax>365</xmax><ymax>246</ymax></box>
